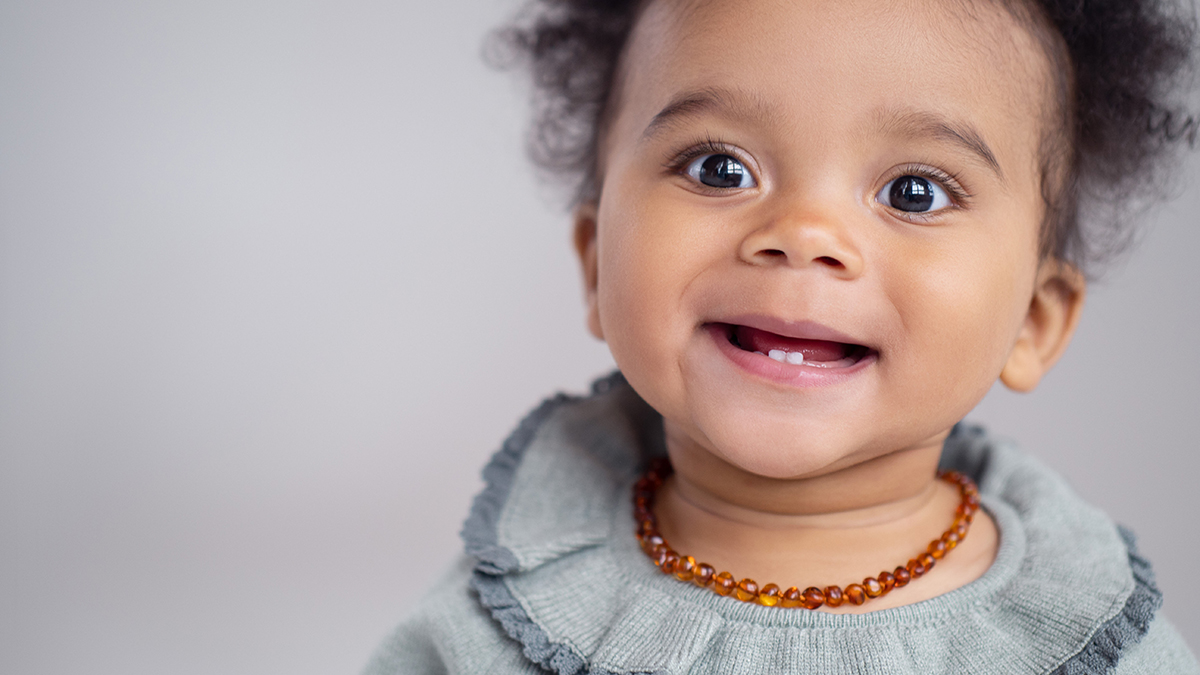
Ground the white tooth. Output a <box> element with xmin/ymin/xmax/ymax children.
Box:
<box><xmin>768</xmin><ymin>349</ymin><xmax>786</xmax><ymax>362</ymax></box>
<box><xmin>786</xmin><ymin>351</ymin><xmax>805</xmax><ymax>365</ymax></box>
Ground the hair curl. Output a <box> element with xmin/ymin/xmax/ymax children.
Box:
<box><xmin>490</xmin><ymin>0</ymin><xmax>1198</xmax><ymax>276</ymax></box>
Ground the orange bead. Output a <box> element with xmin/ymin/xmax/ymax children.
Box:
<box><xmin>845</xmin><ymin>584</ymin><xmax>867</xmax><ymax>605</ymax></box>
<box><xmin>781</xmin><ymin>586</ymin><xmax>803</xmax><ymax>608</ymax></box>
<box><xmin>862</xmin><ymin>577</ymin><xmax>884</xmax><ymax>598</ymax></box>
<box><xmin>877</xmin><ymin>571</ymin><xmax>896</xmax><ymax>592</ymax></box>
<box><xmin>955</xmin><ymin>521</ymin><xmax>969</xmax><ymax>539</ymax></box>
<box><xmin>713</xmin><ymin>571</ymin><xmax>736</xmax><ymax>596</ymax></box>
<box><xmin>674</xmin><ymin>556</ymin><xmax>697</xmax><ymax>582</ymax></box>
<box><xmin>823</xmin><ymin>585</ymin><xmax>845</xmax><ymax>607</ymax></box>
<box><xmin>942</xmin><ymin>531</ymin><xmax>960</xmax><ymax>550</ymax></box>
<box><xmin>801</xmin><ymin>586</ymin><xmax>826</xmax><ymax>610</ymax></box>
<box><xmin>650</xmin><ymin>544</ymin><xmax>669</xmax><ymax>566</ymax></box>
<box><xmin>928</xmin><ymin>539</ymin><xmax>948</xmax><ymax>559</ymax></box>
<box><xmin>907</xmin><ymin>558</ymin><xmax>927</xmax><ymax>577</ymax></box>
<box><xmin>918</xmin><ymin>553</ymin><xmax>936</xmax><ymax>570</ymax></box>
<box><xmin>735</xmin><ymin>578</ymin><xmax>760</xmax><ymax>602</ymax></box>
<box><xmin>640</xmin><ymin>534</ymin><xmax>664</xmax><ymax>554</ymax></box>
<box><xmin>660</xmin><ymin>550</ymin><xmax>680</xmax><ymax>574</ymax></box>
<box><xmin>757</xmin><ymin>583</ymin><xmax>782</xmax><ymax>607</ymax></box>
<box><xmin>893</xmin><ymin>566</ymin><xmax>911</xmax><ymax>587</ymax></box>
<box><xmin>693</xmin><ymin>563</ymin><xmax>715</xmax><ymax>587</ymax></box>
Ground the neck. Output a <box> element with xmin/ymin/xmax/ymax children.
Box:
<box><xmin>652</xmin><ymin>422</ymin><xmax>996</xmax><ymax>612</ymax></box>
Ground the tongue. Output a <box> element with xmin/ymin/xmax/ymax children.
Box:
<box><xmin>734</xmin><ymin>325</ymin><xmax>853</xmax><ymax>362</ymax></box>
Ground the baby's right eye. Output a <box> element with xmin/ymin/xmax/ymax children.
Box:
<box><xmin>683</xmin><ymin>154</ymin><xmax>757</xmax><ymax>189</ymax></box>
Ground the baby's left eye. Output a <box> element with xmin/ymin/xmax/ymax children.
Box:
<box><xmin>877</xmin><ymin>175</ymin><xmax>952</xmax><ymax>214</ymax></box>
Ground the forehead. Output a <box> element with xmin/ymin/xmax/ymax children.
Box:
<box><xmin>612</xmin><ymin>0</ymin><xmax>1052</xmax><ymax>177</ymax></box>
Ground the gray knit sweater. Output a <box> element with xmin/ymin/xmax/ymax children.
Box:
<box><xmin>366</xmin><ymin>374</ymin><xmax>1199</xmax><ymax>674</ymax></box>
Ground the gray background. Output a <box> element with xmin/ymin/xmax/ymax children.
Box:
<box><xmin>0</xmin><ymin>1</ymin><xmax>1196</xmax><ymax>673</ymax></box>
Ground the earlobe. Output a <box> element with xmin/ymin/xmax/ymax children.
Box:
<box><xmin>1000</xmin><ymin>260</ymin><xmax>1086</xmax><ymax>392</ymax></box>
<box><xmin>573</xmin><ymin>202</ymin><xmax>604</xmax><ymax>341</ymax></box>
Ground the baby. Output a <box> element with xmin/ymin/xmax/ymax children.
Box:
<box><xmin>369</xmin><ymin>0</ymin><xmax>1199</xmax><ymax>672</ymax></box>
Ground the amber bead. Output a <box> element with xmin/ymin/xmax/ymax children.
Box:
<box><xmin>660</xmin><ymin>550</ymin><xmax>680</xmax><ymax>574</ymax></box>
<box><xmin>823</xmin><ymin>585</ymin><xmax>845</xmax><ymax>607</ymax></box>
<box><xmin>799</xmin><ymin>586</ymin><xmax>825</xmax><ymax>610</ymax></box>
<box><xmin>735</xmin><ymin>578</ymin><xmax>760</xmax><ymax>602</ymax></box>
<box><xmin>878</xmin><ymin>571</ymin><xmax>896</xmax><ymax>592</ymax></box>
<box><xmin>640</xmin><ymin>534</ymin><xmax>664</xmax><ymax>554</ymax></box>
<box><xmin>942</xmin><ymin>531</ymin><xmax>960</xmax><ymax>550</ymax></box>
<box><xmin>650</xmin><ymin>544</ymin><xmax>669</xmax><ymax>566</ymax></box>
<box><xmin>893</xmin><ymin>566</ymin><xmax>911</xmax><ymax>587</ymax></box>
<box><xmin>693</xmin><ymin>563</ymin><xmax>715</xmax><ymax>587</ymax></box>
<box><xmin>781</xmin><ymin>586</ymin><xmax>803</xmax><ymax>608</ymax></box>
<box><xmin>712</xmin><ymin>571</ymin><xmax>736</xmax><ymax>596</ymax></box>
<box><xmin>674</xmin><ymin>556</ymin><xmax>697</xmax><ymax>581</ymax></box>
<box><xmin>757</xmin><ymin>583</ymin><xmax>782</xmax><ymax>607</ymax></box>
<box><xmin>845</xmin><ymin>584</ymin><xmax>867</xmax><ymax>605</ymax></box>
<box><xmin>955</xmin><ymin>521</ymin><xmax>970</xmax><ymax>539</ymax></box>
<box><xmin>907</xmin><ymin>558</ymin><xmax>927</xmax><ymax>577</ymax></box>
<box><xmin>862</xmin><ymin>577</ymin><xmax>885</xmax><ymax>598</ymax></box>
<box><xmin>918</xmin><ymin>552</ymin><xmax>936</xmax><ymax>570</ymax></box>
<box><xmin>928</xmin><ymin>539</ymin><xmax>948</xmax><ymax>559</ymax></box>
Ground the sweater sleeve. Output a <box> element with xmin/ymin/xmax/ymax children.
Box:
<box><xmin>1108</xmin><ymin>615</ymin><xmax>1200</xmax><ymax>675</ymax></box>
<box><xmin>361</xmin><ymin>556</ymin><xmax>541</xmax><ymax>675</ymax></box>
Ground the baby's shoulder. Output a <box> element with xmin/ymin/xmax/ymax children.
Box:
<box><xmin>361</xmin><ymin>555</ymin><xmax>541</xmax><ymax>675</ymax></box>
<box><xmin>1107</xmin><ymin>616</ymin><xmax>1200</xmax><ymax>675</ymax></box>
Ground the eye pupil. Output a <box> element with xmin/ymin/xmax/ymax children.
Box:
<box><xmin>890</xmin><ymin>176</ymin><xmax>935</xmax><ymax>212</ymax></box>
<box><xmin>699</xmin><ymin>154</ymin><xmax>746</xmax><ymax>188</ymax></box>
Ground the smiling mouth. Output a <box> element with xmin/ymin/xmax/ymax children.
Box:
<box><xmin>718</xmin><ymin>323</ymin><xmax>875</xmax><ymax>368</ymax></box>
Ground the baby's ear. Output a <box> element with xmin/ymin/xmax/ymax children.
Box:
<box><xmin>573</xmin><ymin>202</ymin><xmax>604</xmax><ymax>340</ymax></box>
<box><xmin>1000</xmin><ymin>260</ymin><xmax>1086</xmax><ymax>392</ymax></box>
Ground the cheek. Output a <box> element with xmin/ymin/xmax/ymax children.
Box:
<box><xmin>881</xmin><ymin>225</ymin><xmax>1038</xmax><ymax>401</ymax></box>
<box><xmin>592</xmin><ymin>180</ymin><xmax>730</xmax><ymax>412</ymax></box>
<box><xmin>594</xmin><ymin>188</ymin><xmax>688</xmax><ymax>383</ymax></box>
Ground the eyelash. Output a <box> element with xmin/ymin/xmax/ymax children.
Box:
<box><xmin>663</xmin><ymin>136</ymin><xmax>751</xmax><ymax>178</ymax></box>
<box><xmin>663</xmin><ymin>138</ymin><xmax>974</xmax><ymax>210</ymax></box>
<box><xmin>886</xmin><ymin>163</ymin><xmax>973</xmax><ymax>210</ymax></box>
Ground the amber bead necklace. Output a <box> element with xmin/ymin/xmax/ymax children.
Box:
<box><xmin>633</xmin><ymin>458</ymin><xmax>981</xmax><ymax>609</ymax></box>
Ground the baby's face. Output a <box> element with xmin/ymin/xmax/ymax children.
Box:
<box><xmin>579</xmin><ymin>0</ymin><xmax>1069</xmax><ymax>479</ymax></box>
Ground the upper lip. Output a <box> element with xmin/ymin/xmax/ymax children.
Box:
<box><xmin>714</xmin><ymin>315</ymin><xmax>871</xmax><ymax>347</ymax></box>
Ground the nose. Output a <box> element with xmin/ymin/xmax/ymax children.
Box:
<box><xmin>737</xmin><ymin>207</ymin><xmax>864</xmax><ymax>278</ymax></box>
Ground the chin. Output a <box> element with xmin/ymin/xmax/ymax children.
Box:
<box><xmin>691</xmin><ymin>409</ymin><xmax>873</xmax><ymax>480</ymax></box>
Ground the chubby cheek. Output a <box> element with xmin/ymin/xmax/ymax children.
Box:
<box><xmin>593</xmin><ymin>185</ymin><xmax>714</xmax><ymax>420</ymax></box>
<box><xmin>881</xmin><ymin>226</ymin><xmax>1037</xmax><ymax>422</ymax></box>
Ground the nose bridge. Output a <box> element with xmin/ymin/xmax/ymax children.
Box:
<box><xmin>738</xmin><ymin>191</ymin><xmax>865</xmax><ymax>277</ymax></box>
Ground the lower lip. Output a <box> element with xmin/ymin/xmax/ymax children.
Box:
<box><xmin>705</xmin><ymin>323</ymin><xmax>877</xmax><ymax>387</ymax></box>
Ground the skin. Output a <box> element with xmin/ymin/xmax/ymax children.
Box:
<box><xmin>574</xmin><ymin>0</ymin><xmax>1086</xmax><ymax>612</ymax></box>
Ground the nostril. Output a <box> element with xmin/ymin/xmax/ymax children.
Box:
<box><xmin>761</xmin><ymin>249</ymin><xmax>786</xmax><ymax>257</ymax></box>
<box><xmin>815</xmin><ymin>255</ymin><xmax>843</xmax><ymax>268</ymax></box>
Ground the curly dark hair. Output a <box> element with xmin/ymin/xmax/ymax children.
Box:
<box><xmin>490</xmin><ymin>0</ymin><xmax>1198</xmax><ymax>276</ymax></box>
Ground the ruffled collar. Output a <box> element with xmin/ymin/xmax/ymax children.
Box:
<box><xmin>461</xmin><ymin>373</ymin><xmax>1157</xmax><ymax>675</ymax></box>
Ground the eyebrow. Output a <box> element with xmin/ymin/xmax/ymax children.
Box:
<box><xmin>875</xmin><ymin>108</ymin><xmax>1005</xmax><ymax>182</ymax></box>
<box><xmin>642</xmin><ymin>87</ymin><xmax>779</xmax><ymax>140</ymax></box>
